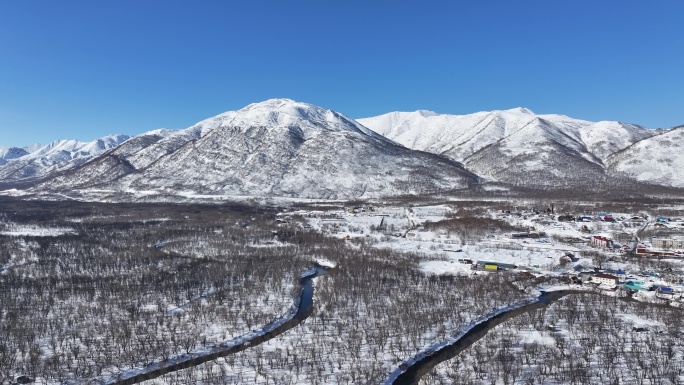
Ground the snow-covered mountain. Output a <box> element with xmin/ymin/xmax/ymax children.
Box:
<box><xmin>0</xmin><ymin>134</ymin><xmax>130</xmax><ymax>183</ymax></box>
<box><xmin>358</xmin><ymin>108</ymin><xmax>658</xmax><ymax>187</ymax></box>
<box><xmin>0</xmin><ymin>147</ymin><xmax>30</xmax><ymax>165</ymax></box>
<box><xmin>4</xmin><ymin>101</ymin><xmax>681</xmax><ymax>197</ymax></box>
<box><xmin>39</xmin><ymin>99</ymin><xmax>478</xmax><ymax>199</ymax></box>
<box><xmin>23</xmin><ymin>143</ymin><xmax>44</xmax><ymax>153</ymax></box>
<box><xmin>607</xmin><ymin>126</ymin><xmax>684</xmax><ymax>188</ymax></box>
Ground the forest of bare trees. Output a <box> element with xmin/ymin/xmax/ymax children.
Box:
<box><xmin>1</xmin><ymin>197</ymin><xmax>683</xmax><ymax>384</ymax></box>
<box><xmin>422</xmin><ymin>293</ymin><xmax>684</xmax><ymax>385</ymax></box>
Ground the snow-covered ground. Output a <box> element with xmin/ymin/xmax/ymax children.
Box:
<box><xmin>423</xmin><ymin>289</ymin><xmax>684</xmax><ymax>384</ymax></box>
<box><xmin>0</xmin><ymin>224</ymin><xmax>77</xmax><ymax>237</ymax></box>
<box><xmin>3</xmin><ymin>199</ymin><xmax>684</xmax><ymax>385</ymax></box>
<box><xmin>285</xmin><ymin>205</ymin><xmax>592</xmax><ymax>277</ymax></box>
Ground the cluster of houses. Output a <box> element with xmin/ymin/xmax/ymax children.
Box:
<box><xmin>470</xmin><ymin>247</ymin><xmax>684</xmax><ymax>300</ymax></box>
<box><xmin>570</xmin><ymin>267</ymin><xmax>684</xmax><ymax>299</ymax></box>
<box><xmin>557</xmin><ymin>213</ymin><xmax>629</xmax><ymax>223</ymax></box>
<box><xmin>557</xmin><ymin>213</ymin><xmax>624</xmax><ymax>222</ymax></box>
<box><xmin>345</xmin><ymin>206</ymin><xmax>375</xmax><ymax>214</ymax></box>
<box><xmin>490</xmin><ymin>208</ymin><xmax>684</xmax><ymax>295</ymax></box>
<box><xmin>587</xmin><ymin>235</ymin><xmax>684</xmax><ymax>257</ymax></box>
<box><xmin>651</xmin><ymin>217</ymin><xmax>684</xmax><ymax>229</ymax></box>
<box><xmin>589</xmin><ymin>235</ymin><xmax>632</xmax><ymax>252</ymax></box>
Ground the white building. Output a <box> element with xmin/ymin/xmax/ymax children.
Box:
<box><xmin>591</xmin><ymin>236</ymin><xmax>613</xmax><ymax>249</ymax></box>
<box><xmin>592</xmin><ymin>273</ymin><xmax>618</xmax><ymax>286</ymax></box>
<box><xmin>651</xmin><ymin>237</ymin><xmax>684</xmax><ymax>250</ymax></box>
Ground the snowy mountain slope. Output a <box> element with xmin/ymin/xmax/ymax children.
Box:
<box><xmin>35</xmin><ymin>130</ymin><xmax>177</xmax><ymax>189</ymax></box>
<box><xmin>34</xmin><ymin>124</ymin><xmax>228</xmax><ymax>191</ymax></box>
<box><xmin>359</xmin><ymin>108</ymin><xmax>656</xmax><ymax>162</ymax></box>
<box><xmin>457</xmin><ymin>117</ymin><xmax>605</xmax><ymax>186</ymax></box>
<box><xmin>121</xmin><ymin>128</ymin><xmax>201</xmax><ymax>170</ymax></box>
<box><xmin>358</xmin><ymin>108</ymin><xmax>657</xmax><ymax>186</ymax></box>
<box><xmin>0</xmin><ymin>147</ymin><xmax>29</xmax><ymax>165</ymax></box>
<box><xmin>607</xmin><ymin>127</ymin><xmax>684</xmax><ymax>188</ymax></box>
<box><xmin>0</xmin><ymin>134</ymin><xmax>130</xmax><ymax>183</ymax></box>
<box><xmin>8</xmin><ymin>101</ymin><xmax>679</xmax><ymax>196</ymax></box>
<box><xmin>579</xmin><ymin>121</ymin><xmax>654</xmax><ymax>161</ymax></box>
<box><xmin>359</xmin><ymin>108</ymin><xmax>544</xmax><ymax>161</ymax></box>
<box><xmin>39</xmin><ymin>99</ymin><xmax>478</xmax><ymax>199</ymax></box>
<box><xmin>0</xmin><ymin>143</ymin><xmax>45</xmax><ymax>160</ymax></box>
<box><xmin>23</xmin><ymin>143</ymin><xmax>43</xmax><ymax>153</ymax></box>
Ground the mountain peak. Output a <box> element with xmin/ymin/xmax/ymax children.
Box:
<box><xmin>414</xmin><ymin>110</ymin><xmax>439</xmax><ymax>118</ymax></box>
<box><xmin>198</xmin><ymin>98</ymin><xmax>381</xmax><ymax>139</ymax></box>
<box><xmin>241</xmin><ymin>98</ymin><xmax>306</xmax><ymax>112</ymax></box>
<box><xmin>237</xmin><ymin>98</ymin><xmax>329</xmax><ymax>121</ymax></box>
<box><xmin>504</xmin><ymin>107</ymin><xmax>535</xmax><ymax>115</ymax></box>
<box><xmin>0</xmin><ymin>146</ymin><xmax>29</xmax><ymax>162</ymax></box>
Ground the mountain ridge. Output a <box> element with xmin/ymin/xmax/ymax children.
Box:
<box><xmin>35</xmin><ymin>99</ymin><xmax>478</xmax><ymax>199</ymax></box>
<box><xmin>357</xmin><ymin>107</ymin><xmax>670</xmax><ymax>188</ymax></box>
<box><xmin>2</xmin><ymin>100</ymin><xmax>681</xmax><ymax>198</ymax></box>
<box><xmin>0</xmin><ymin>134</ymin><xmax>131</xmax><ymax>184</ymax></box>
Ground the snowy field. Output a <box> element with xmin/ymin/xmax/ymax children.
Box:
<box><xmin>0</xmin><ymin>223</ymin><xmax>76</xmax><ymax>237</ymax></box>
<box><xmin>284</xmin><ymin>204</ymin><xmax>593</xmax><ymax>277</ymax></box>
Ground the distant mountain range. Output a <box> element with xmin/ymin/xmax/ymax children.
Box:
<box><xmin>0</xmin><ymin>136</ymin><xmax>130</xmax><ymax>185</ymax></box>
<box><xmin>358</xmin><ymin>108</ymin><xmax>663</xmax><ymax>188</ymax></box>
<box><xmin>0</xmin><ymin>99</ymin><xmax>681</xmax><ymax>199</ymax></box>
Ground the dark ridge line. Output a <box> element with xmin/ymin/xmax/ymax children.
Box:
<box><xmin>88</xmin><ymin>265</ymin><xmax>330</xmax><ymax>385</ymax></box>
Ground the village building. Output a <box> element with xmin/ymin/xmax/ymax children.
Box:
<box><xmin>656</xmin><ymin>287</ymin><xmax>676</xmax><ymax>297</ymax></box>
<box><xmin>605</xmin><ymin>269</ymin><xmax>627</xmax><ymax>280</ymax></box>
<box><xmin>624</xmin><ymin>280</ymin><xmax>645</xmax><ymax>291</ymax></box>
<box><xmin>636</xmin><ymin>246</ymin><xmax>679</xmax><ymax>257</ymax></box>
<box><xmin>591</xmin><ymin>235</ymin><xmax>613</xmax><ymax>249</ymax></box>
<box><xmin>592</xmin><ymin>273</ymin><xmax>619</xmax><ymax>286</ymax></box>
<box><xmin>651</xmin><ymin>237</ymin><xmax>684</xmax><ymax>250</ymax></box>
<box><xmin>476</xmin><ymin>261</ymin><xmax>517</xmax><ymax>271</ymax></box>
<box><xmin>602</xmin><ymin>215</ymin><xmax>615</xmax><ymax>222</ymax></box>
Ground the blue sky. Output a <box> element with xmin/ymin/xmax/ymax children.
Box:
<box><xmin>1</xmin><ymin>1</ymin><xmax>683</xmax><ymax>146</ymax></box>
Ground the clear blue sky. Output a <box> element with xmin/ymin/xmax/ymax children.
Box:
<box><xmin>1</xmin><ymin>0</ymin><xmax>683</xmax><ymax>146</ymax></box>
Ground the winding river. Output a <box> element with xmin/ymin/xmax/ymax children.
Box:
<box><xmin>385</xmin><ymin>290</ymin><xmax>583</xmax><ymax>385</ymax></box>
<box><xmin>97</xmin><ymin>265</ymin><xmax>329</xmax><ymax>385</ymax></box>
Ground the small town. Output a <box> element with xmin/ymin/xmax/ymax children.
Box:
<box><xmin>285</xmin><ymin>203</ymin><xmax>684</xmax><ymax>307</ymax></box>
